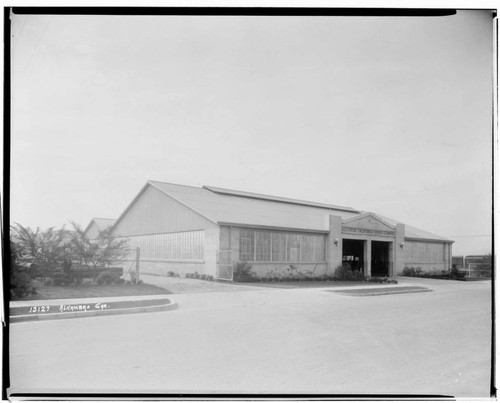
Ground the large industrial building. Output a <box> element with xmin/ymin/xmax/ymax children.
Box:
<box><xmin>109</xmin><ymin>180</ymin><xmax>453</xmax><ymax>280</ymax></box>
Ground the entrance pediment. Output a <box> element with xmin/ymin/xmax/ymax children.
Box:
<box><xmin>342</xmin><ymin>213</ymin><xmax>395</xmax><ymax>237</ymax></box>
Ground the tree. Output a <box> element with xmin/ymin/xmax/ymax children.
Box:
<box><xmin>69</xmin><ymin>222</ymin><xmax>129</xmax><ymax>269</ymax></box>
<box><xmin>10</xmin><ymin>223</ymin><xmax>70</xmax><ymax>280</ymax></box>
<box><xmin>9</xmin><ymin>240</ymin><xmax>34</xmax><ymax>298</ymax></box>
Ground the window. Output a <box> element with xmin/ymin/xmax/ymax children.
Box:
<box><xmin>405</xmin><ymin>241</ymin><xmax>445</xmax><ymax>264</ymax></box>
<box><xmin>239</xmin><ymin>229</ymin><xmax>255</xmax><ymax>262</ymax></box>
<box><xmin>300</xmin><ymin>234</ymin><xmax>314</xmax><ymax>262</ymax></box>
<box><xmin>122</xmin><ymin>231</ymin><xmax>204</xmax><ymax>261</ymax></box>
<box><xmin>255</xmin><ymin>231</ymin><xmax>271</xmax><ymax>261</ymax></box>
<box><xmin>238</xmin><ymin>229</ymin><xmax>326</xmax><ymax>263</ymax></box>
<box><xmin>300</xmin><ymin>234</ymin><xmax>325</xmax><ymax>262</ymax></box>
<box><xmin>287</xmin><ymin>234</ymin><xmax>300</xmax><ymax>262</ymax></box>
<box><xmin>271</xmin><ymin>232</ymin><xmax>286</xmax><ymax>261</ymax></box>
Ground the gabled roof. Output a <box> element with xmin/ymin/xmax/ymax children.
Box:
<box><xmin>342</xmin><ymin>212</ymin><xmax>396</xmax><ymax>230</ymax></box>
<box><xmin>148</xmin><ymin>181</ymin><xmax>360</xmax><ymax>233</ymax></box>
<box><xmin>84</xmin><ymin>217</ymin><xmax>117</xmax><ymax>233</ymax></box>
<box><xmin>203</xmin><ymin>185</ymin><xmax>359</xmax><ymax>212</ymax></box>
<box><xmin>120</xmin><ymin>180</ymin><xmax>452</xmax><ymax>242</ymax></box>
<box><xmin>375</xmin><ymin>213</ymin><xmax>452</xmax><ymax>243</ymax></box>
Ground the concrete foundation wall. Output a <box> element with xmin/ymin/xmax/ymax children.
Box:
<box><xmin>245</xmin><ymin>262</ymin><xmax>328</xmax><ymax>278</ymax></box>
<box><xmin>403</xmin><ymin>262</ymin><xmax>447</xmax><ymax>272</ymax></box>
<box><xmin>122</xmin><ymin>259</ymin><xmax>206</xmax><ymax>279</ymax></box>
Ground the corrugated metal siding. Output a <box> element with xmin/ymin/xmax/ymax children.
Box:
<box><xmin>113</xmin><ymin>185</ymin><xmax>216</xmax><ymax>236</ymax></box>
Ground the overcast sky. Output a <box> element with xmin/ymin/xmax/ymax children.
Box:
<box><xmin>10</xmin><ymin>9</ymin><xmax>493</xmax><ymax>255</ymax></box>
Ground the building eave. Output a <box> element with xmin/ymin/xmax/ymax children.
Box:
<box><xmin>217</xmin><ymin>222</ymin><xmax>330</xmax><ymax>234</ymax></box>
<box><xmin>404</xmin><ymin>236</ymin><xmax>454</xmax><ymax>244</ymax></box>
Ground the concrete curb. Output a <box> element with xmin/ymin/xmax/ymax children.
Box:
<box><xmin>10</xmin><ymin>299</ymin><xmax>178</xmax><ymax>323</ymax></box>
<box><xmin>329</xmin><ymin>286</ymin><xmax>433</xmax><ymax>297</ymax></box>
<box><xmin>333</xmin><ymin>289</ymin><xmax>433</xmax><ymax>297</ymax></box>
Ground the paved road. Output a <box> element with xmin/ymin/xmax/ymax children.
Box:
<box><xmin>8</xmin><ymin>277</ymin><xmax>492</xmax><ymax>397</ymax></box>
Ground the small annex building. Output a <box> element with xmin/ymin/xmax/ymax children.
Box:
<box><xmin>84</xmin><ymin>218</ymin><xmax>117</xmax><ymax>240</ymax></box>
<box><xmin>110</xmin><ymin>181</ymin><xmax>453</xmax><ymax>280</ymax></box>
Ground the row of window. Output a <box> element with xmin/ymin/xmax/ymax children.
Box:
<box><xmin>239</xmin><ymin>229</ymin><xmax>326</xmax><ymax>262</ymax></box>
<box><xmin>122</xmin><ymin>231</ymin><xmax>204</xmax><ymax>261</ymax></box>
<box><xmin>404</xmin><ymin>241</ymin><xmax>445</xmax><ymax>263</ymax></box>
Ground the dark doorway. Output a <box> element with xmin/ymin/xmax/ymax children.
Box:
<box><xmin>371</xmin><ymin>241</ymin><xmax>390</xmax><ymax>276</ymax></box>
<box><xmin>342</xmin><ymin>239</ymin><xmax>364</xmax><ymax>272</ymax></box>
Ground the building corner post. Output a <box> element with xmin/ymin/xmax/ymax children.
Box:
<box><xmin>365</xmin><ymin>240</ymin><xmax>372</xmax><ymax>277</ymax></box>
<box><xmin>394</xmin><ymin>223</ymin><xmax>405</xmax><ymax>276</ymax></box>
<box><xmin>327</xmin><ymin>215</ymin><xmax>342</xmax><ymax>275</ymax></box>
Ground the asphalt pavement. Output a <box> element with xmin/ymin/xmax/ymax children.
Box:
<box><xmin>8</xmin><ymin>277</ymin><xmax>492</xmax><ymax>397</ymax></box>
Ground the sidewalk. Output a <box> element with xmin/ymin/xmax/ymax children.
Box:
<box><xmin>10</xmin><ymin>293</ymin><xmax>171</xmax><ymax>307</ymax></box>
<box><xmin>9</xmin><ymin>294</ymin><xmax>177</xmax><ymax>323</ymax></box>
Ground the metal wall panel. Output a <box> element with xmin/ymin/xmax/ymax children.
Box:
<box><xmin>113</xmin><ymin>185</ymin><xmax>217</xmax><ymax>236</ymax></box>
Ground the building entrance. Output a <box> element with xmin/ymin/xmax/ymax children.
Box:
<box><xmin>342</xmin><ymin>239</ymin><xmax>364</xmax><ymax>272</ymax></box>
<box><xmin>371</xmin><ymin>241</ymin><xmax>390</xmax><ymax>277</ymax></box>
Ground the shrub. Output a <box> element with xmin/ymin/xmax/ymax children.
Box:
<box><xmin>9</xmin><ymin>241</ymin><xmax>35</xmax><ymax>298</ymax></box>
<box><xmin>95</xmin><ymin>271</ymin><xmax>116</xmax><ymax>285</ymax></box>
<box><xmin>450</xmin><ymin>267</ymin><xmax>465</xmax><ymax>280</ymax></box>
<box><xmin>10</xmin><ymin>224</ymin><xmax>69</xmax><ymax>281</ymax></box>
<box><xmin>167</xmin><ymin>271</ymin><xmax>176</xmax><ymax>277</ymax></box>
<box><xmin>200</xmin><ymin>274</ymin><xmax>207</xmax><ymax>280</ymax></box>
<box><xmin>193</xmin><ymin>272</ymin><xmax>200</xmax><ymax>279</ymax></box>
<box><xmin>53</xmin><ymin>276</ymin><xmax>63</xmax><ymax>286</ymax></box>
<box><xmin>72</xmin><ymin>277</ymin><xmax>83</xmax><ymax>286</ymax></box>
<box><xmin>367</xmin><ymin>277</ymin><xmax>398</xmax><ymax>284</ymax></box>
<box><xmin>10</xmin><ymin>270</ymin><xmax>32</xmax><ymax>298</ymax></box>
<box><xmin>44</xmin><ymin>278</ymin><xmax>54</xmax><ymax>286</ymax></box>
<box><xmin>402</xmin><ymin>266</ymin><xmax>422</xmax><ymax>277</ymax></box>
<box><xmin>185</xmin><ymin>273</ymin><xmax>193</xmax><ymax>278</ymax></box>
<box><xmin>68</xmin><ymin>222</ymin><xmax>128</xmax><ymax>269</ymax></box>
<box><xmin>333</xmin><ymin>265</ymin><xmax>366</xmax><ymax>281</ymax></box>
<box><xmin>114</xmin><ymin>277</ymin><xmax>125</xmax><ymax>285</ymax></box>
<box><xmin>137</xmin><ymin>279</ymin><xmax>143</xmax><ymax>284</ymax></box>
<box><xmin>233</xmin><ymin>262</ymin><xmax>256</xmax><ymax>282</ymax></box>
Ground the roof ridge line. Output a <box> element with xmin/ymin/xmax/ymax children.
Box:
<box><xmin>148</xmin><ymin>180</ymin><xmax>202</xmax><ymax>190</ymax></box>
<box><xmin>203</xmin><ymin>185</ymin><xmax>359</xmax><ymax>213</ymax></box>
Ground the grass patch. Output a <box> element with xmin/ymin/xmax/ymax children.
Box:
<box><xmin>12</xmin><ymin>282</ymin><xmax>170</xmax><ymax>301</ymax></box>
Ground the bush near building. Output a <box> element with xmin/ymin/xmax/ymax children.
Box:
<box><xmin>402</xmin><ymin>266</ymin><xmax>466</xmax><ymax>280</ymax></box>
<box><xmin>9</xmin><ymin>222</ymin><xmax>129</xmax><ymax>297</ymax></box>
<box><xmin>230</xmin><ymin>262</ymin><xmax>368</xmax><ymax>283</ymax></box>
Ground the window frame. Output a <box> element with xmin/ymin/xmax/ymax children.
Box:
<box><xmin>238</xmin><ymin>228</ymin><xmax>326</xmax><ymax>263</ymax></box>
